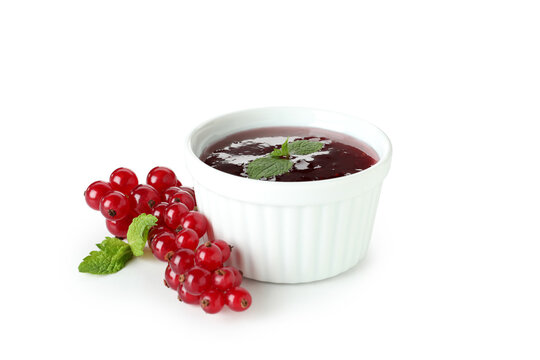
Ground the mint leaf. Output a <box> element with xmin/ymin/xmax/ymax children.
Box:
<box><xmin>289</xmin><ymin>140</ymin><xmax>324</xmax><ymax>155</ymax></box>
<box><xmin>269</xmin><ymin>137</ymin><xmax>290</xmax><ymax>158</ymax></box>
<box><xmin>281</xmin><ymin>137</ymin><xmax>290</xmax><ymax>156</ymax></box>
<box><xmin>246</xmin><ymin>156</ymin><xmax>293</xmax><ymax>179</ymax></box>
<box><xmin>270</xmin><ymin>148</ymin><xmax>286</xmax><ymax>157</ymax></box>
<box><xmin>79</xmin><ymin>237</ymin><xmax>133</xmax><ymax>274</ymax></box>
<box><xmin>127</xmin><ymin>214</ymin><xmax>158</xmax><ymax>256</ymax></box>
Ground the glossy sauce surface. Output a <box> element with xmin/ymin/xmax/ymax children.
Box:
<box><xmin>201</xmin><ymin>126</ymin><xmax>377</xmax><ymax>182</ymax></box>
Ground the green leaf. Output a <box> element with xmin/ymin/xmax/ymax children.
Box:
<box><xmin>289</xmin><ymin>140</ymin><xmax>324</xmax><ymax>155</ymax></box>
<box><xmin>269</xmin><ymin>137</ymin><xmax>290</xmax><ymax>158</ymax></box>
<box><xmin>281</xmin><ymin>137</ymin><xmax>289</xmax><ymax>156</ymax></box>
<box><xmin>269</xmin><ymin>148</ymin><xmax>286</xmax><ymax>157</ymax></box>
<box><xmin>246</xmin><ymin>156</ymin><xmax>293</xmax><ymax>179</ymax></box>
<box><xmin>79</xmin><ymin>237</ymin><xmax>133</xmax><ymax>274</ymax></box>
<box><xmin>127</xmin><ymin>214</ymin><xmax>158</xmax><ymax>256</ymax></box>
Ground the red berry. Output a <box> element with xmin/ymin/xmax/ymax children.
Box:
<box><xmin>183</xmin><ymin>267</ymin><xmax>211</xmax><ymax>296</ymax></box>
<box><xmin>181</xmin><ymin>211</ymin><xmax>208</xmax><ymax>237</ymax></box>
<box><xmin>151</xmin><ymin>202</ymin><xmax>169</xmax><ymax>226</ymax></box>
<box><xmin>130</xmin><ymin>184</ymin><xmax>160</xmax><ymax>215</ymax></box>
<box><xmin>212</xmin><ymin>267</ymin><xmax>236</xmax><ymax>291</ymax></box>
<box><xmin>211</xmin><ymin>240</ymin><xmax>232</xmax><ymax>262</ymax></box>
<box><xmin>164</xmin><ymin>265</ymin><xmax>182</xmax><ymax>291</ymax></box>
<box><xmin>84</xmin><ymin>181</ymin><xmax>113</xmax><ymax>210</ymax></box>
<box><xmin>105</xmin><ymin>215</ymin><xmax>134</xmax><ymax>238</ymax></box>
<box><xmin>162</xmin><ymin>186</ymin><xmax>182</xmax><ymax>202</ymax></box>
<box><xmin>109</xmin><ymin>168</ymin><xmax>138</xmax><ymax>195</ymax></box>
<box><xmin>200</xmin><ymin>289</ymin><xmax>225</xmax><ymax>314</ymax></box>
<box><xmin>225</xmin><ymin>287</ymin><xmax>252</xmax><ymax>311</ymax></box>
<box><xmin>150</xmin><ymin>232</ymin><xmax>178</xmax><ymax>261</ymax></box>
<box><xmin>226</xmin><ymin>266</ymin><xmax>243</xmax><ymax>287</ymax></box>
<box><xmin>195</xmin><ymin>241</ymin><xmax>223</xmax><ymax>271</ymax></box>
<box><xmin>100</xmin><ymin>191</ymin><xmax>130</xmax><ymax>220</ymax></box>
<box><xmin>178</xmin><ymin>186</ymin><xmax>196</xmax><ymax>204</ymax></box>
<box><xmin>147</xmin><ymin>167</ymin><xmax>177</xmax><ymax>193</ymax></box>
<box><xmin>164</xmin><ymin>203</ymin><xmax>189</xmax><ymax>231</ymax></box>
<box><xmin>168</xmin><ymin>190</ymin><xmax>195</xmax><ymax>211</ymax></box>
<box><xmin>168</xmin><ymin>249</ymin><xmax>195</xmax><ymax>275</ymax></box>
<box><xmin>177</xmin><ymin>284</ymin><xmax>199</xmax><ymax>305</ymax></box>
<box><xmin>175</xmin><ymin>228</ymin><xmax>200</xmax><ymax>251</ymax></box>
<box><xmin>148</xmin><ymin>226</ymin><xmax>172</xmax><ymax>246</ymax></box>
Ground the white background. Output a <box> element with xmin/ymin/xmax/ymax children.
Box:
<box><xmin>1</xmin><ymin>1</ymin><xmax>539</xmax><ymax>359</ymax></box>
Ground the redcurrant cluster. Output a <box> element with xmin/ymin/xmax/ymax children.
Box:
<box><xmin>84</xmin><ymin>166</ymin><xmax>252</xmax><ymax>314</ymax></box>
<box><xmin>164</xmin><ymin>239</ymin><xmax>252</xmax><ymax>313</ymax></box>
<box><xmin>84</xmin><ymin>166</ymin><xmax>196</xmax><ymax>239</ymax></box>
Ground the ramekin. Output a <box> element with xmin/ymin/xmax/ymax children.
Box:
<box><xmin>186</xmin><ymin>107</ymin><xmax>392</xmax><ymax>283</ymax></box>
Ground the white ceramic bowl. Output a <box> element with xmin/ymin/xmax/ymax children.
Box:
<box><xmin>186</xmin><ymin>107</ymin><xmax>392</xmax><ymax>283</ymax></box>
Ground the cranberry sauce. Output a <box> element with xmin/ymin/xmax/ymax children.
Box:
<box><xmin>201</xmin><ymin>126</ymin><xmax>378</xmax><ymax>182</ymax></box>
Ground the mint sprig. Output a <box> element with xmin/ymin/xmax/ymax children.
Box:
<box><xmin>246</xmin><ymin>138</ymin><xmax>324</xmax><ymax>180</ymax></box>
<box><xmin>127</xmin><ymin>214</ymin><xmax>158</xmax><ymax>256</ymax></box>
<box><xmin>79</xmin><ymin>237</ymin><xmax>134</xmax><ymax>274</ymax></box>
<box><xmin>78</xmin><ymin>214</ymin><xmax>157</xmax><ymax>275</ymax></box>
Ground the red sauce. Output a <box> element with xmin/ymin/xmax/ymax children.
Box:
<box><xmin>201</xmin><ymin>126</ymin><xmax>377</xmax><ymax>182</ymax></box>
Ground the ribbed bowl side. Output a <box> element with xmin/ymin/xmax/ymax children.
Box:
<box><xmin>194</xmin><ymin>182</ymin><xmax>383</xmax><ymax>284</ymax></box>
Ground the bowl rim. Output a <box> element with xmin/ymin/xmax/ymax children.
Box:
<box><xmin>186</xmin><ymin>106</ymin><xmax>392</xmax><ymax>188</ymax></box>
